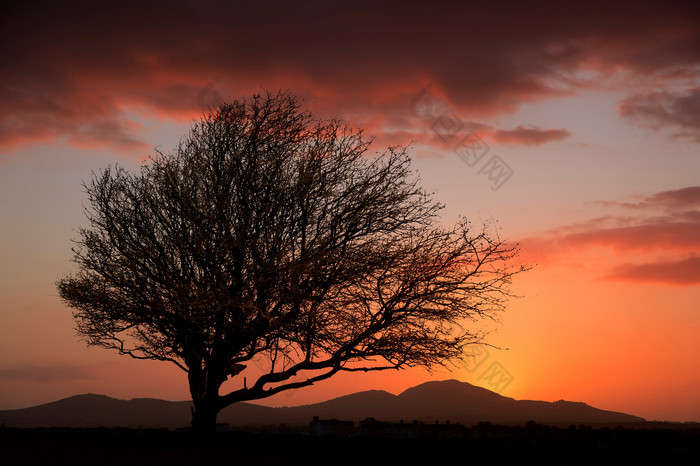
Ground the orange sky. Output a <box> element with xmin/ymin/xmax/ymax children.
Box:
<box><xmin>1</xmin><ymin>0</ymin><xmax>699</xmax><ymax>422</ymax></box>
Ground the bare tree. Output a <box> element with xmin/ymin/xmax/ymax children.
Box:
<box><xmin>57</xmin><ymin>91</ymin><xmax>527</xmax><ymax>432</ymax></box>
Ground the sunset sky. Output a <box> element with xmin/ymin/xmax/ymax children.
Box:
<box><xmin>1</xmin><ymin>1</ymin><xmax>699</xmax><ymax>422</ymax></box>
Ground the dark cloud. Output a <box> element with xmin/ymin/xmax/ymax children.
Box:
<box><xmin>618</xmin><ymin>88</ymin><xmax>700</xmax><ymax>142</ymax></box>
<box><xmin>643</xmin><ymin>186</ymin><xmax>700</xmax><ymax>209</ymax></box>
<box><xmin>1</xmin><ymin>0</ymin><xmax>699</xmax><ymax>151</ymax></box>
<box><xmin>599</xmin><ymin>186</ymin><xmax>700</xmax><ymax>210</ymax></box>
<box><xmin>490</xmin><ymin>126</ymin><xmax>571</xmax><ymax>146</ymax></box>
<box><xmin>0</xmin><ymin>364</ymin><xmax>96</xmax><ymax>383</ymax></box>
<box><xmin>69</xmin><ymin>119</ymin><xmax>149</xmax><ymax>151</ymax></box>
<box><xmin>605</xmin><ymin>256</ymin><xmax>700</xmax><ymax>285</ymax></box>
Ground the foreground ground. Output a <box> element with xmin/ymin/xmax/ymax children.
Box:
<box><xmin>1</xmin><ymin>424</ymin><xmax>698</xmax><ymax>465</ymax></box>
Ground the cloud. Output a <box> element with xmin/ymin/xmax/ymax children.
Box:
<box><xmin>68</xmin><ymin>119</ymin><xmax>149</xmax><ymax>151</ymax></box>
<box><xmin>0</xmin><ymin>85</ymin><xmax>150</xmax><ymax>151</ymax></box>
<box><xmin>605</xmin><ymin>256</ymin><xmax>700</xmax><ymax>285</ymax></box>
<box><xmin>489</xmin><ymin>126</ymin><xmax>571</xmax><ymax>146</ymax></box>
<box><xmin>0</xmin><ymin>364</ymin><xmax>97</xmax><ymax>383</ymax></box>
<box><xmin>1</xmin><ymin>0</ymin><xmax>699</xmax><ymax>152</ymax></box>
<box><xmin>520</xmin><ymin>185</ymin><xmax>700</xmax><ymax>284</ymax></box>
<box><xmin>645</xmin><ymin>186</ymin><xmax>700</xmax><ymax>209</ymax></box>
<box><xmin>618</xmin><ymin>88</ymin><xmax>700</xmax><ymax>142</ymax></box>
<box><xmin>376</xmin><ymin>89</ymin><xmax>570</xmax><ymax>149</ymax></box>
<box><xmin>596</xmin><ymin>186</ymin><xmax>700</xmax><ymax>210</ymax></box>
<box><xmin>521</xmin><ymin>218</ymin><xmax>700</xmax><ymax>264</ymax></box>
<box><xmin>559</xmin><ymin>220</ymin><xmax>700</xmax><ymax>253</ymax></box>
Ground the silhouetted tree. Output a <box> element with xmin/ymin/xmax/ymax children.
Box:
<box><xmin>57</xmin><ymin>91</ymin><xmax>526</xmax><ymax>433</ymax></box>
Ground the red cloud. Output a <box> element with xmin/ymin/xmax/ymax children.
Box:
<box><xmin>489</xmin><ymin>126</ymin><xmax>571</xmax><ymax>146</ymax></box>
<box><xmin>1</xmin><ymin>1</ymin><xmax>699</xmax><ymax>152</ymax></box>
<box><xmin>561</xmin><ymin>221</ymin><xmax>700</xmax><ymax>252</ymax></box>
<box><xmin>520</xmin><ymin>219</ymin><xmax>700</xmax><ymax>267</ymax></box>
<box><xmin>605</xmin><ymin>256</ymin><xmax>700</xmax><ymax>285</ymax></box>
<box><xmin>519</xmin><ymin>186</ymin><xmax>700</xmax><ymax>284</ymax></box>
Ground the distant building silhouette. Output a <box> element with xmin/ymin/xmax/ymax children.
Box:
<box><xmin>358</xmin><ymin>417</ymin><xmax>468</xmax><ymax>439</ymax></box>
<box><xmin>310</xmin><ymin>416</ymin><xmax>468</xmax><ymax>439</ymax></box>
<box><xmin>309</xmin><ymin>416</ymin><xmax>355</xmax><ymax>437</ymax></box>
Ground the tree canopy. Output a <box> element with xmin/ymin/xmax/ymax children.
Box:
<box><xmin>57</xmin><ymin>91</ymin><xmax>526</xmax><ymax>432</ymax></box>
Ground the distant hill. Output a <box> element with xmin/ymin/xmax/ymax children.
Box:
<box><xmin>0</xmin><ymin>379</ymin><xmax>645</xmax><ymax>429</ymax></box>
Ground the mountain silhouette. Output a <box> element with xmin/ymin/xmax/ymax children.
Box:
<box><xmin>0</xmin><ymin>379</ymin><xmax>644</xmax><ymax>429</ymax></box>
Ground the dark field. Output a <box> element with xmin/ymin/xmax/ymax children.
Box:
<box><xmin>1</xmin><ymin>424</ymin><xmax>698</xmax><ymax>465</ymax></box>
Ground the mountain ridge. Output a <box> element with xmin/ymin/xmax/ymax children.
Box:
<box><xmin>0</xmin><ymin>379</ymin><xmax>645</xmax><ymax>429</ymax></box>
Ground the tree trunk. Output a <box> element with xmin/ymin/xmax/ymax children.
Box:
<box><xmin>188</xmin><ymin>364</ymin><xmax>223</xmax><ymax>434</ymax></box>
<box><xmin>191</xmin><ymin>399</ymin><xmax>221</xmax><ymax>433</ymax></box>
